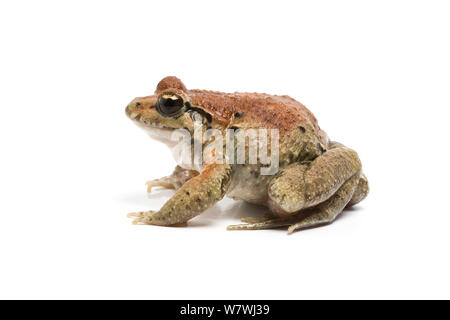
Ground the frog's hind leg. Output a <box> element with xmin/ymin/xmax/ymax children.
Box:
<box><xmin>146</xmin><ymin>165</ymin><xmax>199</xmax><ymax>193</ymax></box>
<box><xmin>227</xmin><ymin>145</ymin><xmax>364</xmax><ymax>233</ymax></box>
<box><xmin>346</xmin><ymin>173</ymin><xmax>369</xmax><ymax>207</ymax></box>
<box><xmin>287</xmin><ymin>173</ymin><xmax>360</xmax><ymax>233</ymax></box>
<box><xmin>227</xmin><ymin>172</ymin><xmax>360</xmax><ymax>233</ymax></box>
<box><xmin>227</xmin><ymin>216</ymin><xmax>298</xmax><ymax>231</ymax></box>
<box><xmin>328</xmin><ymin>141</ymin><xmax>369</xmax><ymax>208</ymax></box>
<box><xmin>268</xmin><ymin>146</ymin><xmax>363</xmax><ymax>216</ymax></box>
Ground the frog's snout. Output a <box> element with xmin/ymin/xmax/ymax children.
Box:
<box><xmin>125</xmin><ymin>99</ymin><xmax>142</xmax><ymax>121</ymax></box>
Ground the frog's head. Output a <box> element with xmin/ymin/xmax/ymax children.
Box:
<box><xmin>125</xmin><ymin>76</ymin><xmax>210</xmax><ymax>144</ymax></box>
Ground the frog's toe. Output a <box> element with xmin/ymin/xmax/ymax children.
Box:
<box><xmin>145</xmin><ymin>181</ymin><xmax>154</xmax><ymax>193</ymax></box>
<box><xmin>287</xmin><ymin>218</ymin><xmax>329</xmax><ymax>234</ymax></box>
<box><xmin>227</xmin><ymin>217</ymin><xmax>295</xmax><ymax>231</ymax></box>
<box><xmin>145</xmin><ymin>180</ymin><xmax>174</xmax><ymax>193</ymax></box>
<box><xmin>127</xmin><ymin>210</ymin><xmax>156</xmax><ymax>225</ymax></box>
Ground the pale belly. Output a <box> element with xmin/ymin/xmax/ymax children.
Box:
<box><xmin>226</xmin><ymin>165</ymin><xmax>273</xmax><ymax>205</ymax></box>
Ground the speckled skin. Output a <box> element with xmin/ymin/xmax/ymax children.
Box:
<box><xmin>125</xmin><ymin>76</ymin><xmax>368</xmax><ymax>233</ymax></box>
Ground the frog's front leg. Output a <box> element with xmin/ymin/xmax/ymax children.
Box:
<box><xmin>146</xmin><ymin>165</ymin><xmax>199</xmax><ymax>193</ymax></box>
<box><xmin>129</xmin><ymin>164</ymin><xmax>231</xmax><ymax>226</ymax></box>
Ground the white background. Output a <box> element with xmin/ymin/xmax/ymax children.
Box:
<box><xmin>1</xmin><ymin>0</ymin><xmax>449</xmax><ymax>299</ymax></box>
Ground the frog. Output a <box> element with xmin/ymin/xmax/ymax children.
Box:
<box><xmin>125</xmin><ymin>76</ymin><xmax>368</xmax><ymax>233</ymax></box>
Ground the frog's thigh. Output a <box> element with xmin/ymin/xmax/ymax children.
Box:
<box><xmin>268</xmin><ymin>147</ymin><xmax>362</xmax><ymax>216</ymax></box>
<box><xmin>267</xmin><ymin>163</ymin><xmax>309</xmax><ymax>215</ymax></box>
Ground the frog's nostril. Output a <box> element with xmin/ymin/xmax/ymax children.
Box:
<box><xmin>135</xmin><ymin>102</ymin><xmax>141</xmax><ymax>107</ymax></box>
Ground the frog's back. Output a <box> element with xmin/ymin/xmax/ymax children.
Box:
<box><xmin>188</xmin><ymin>89</ymin><xmax>325</xmax><ymax>143</ymax></box>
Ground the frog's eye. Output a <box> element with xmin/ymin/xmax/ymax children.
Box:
<box><xmin>156</xmin><ymin>92</ymin><xmax>185</xmax><ymax>117</ymax></box>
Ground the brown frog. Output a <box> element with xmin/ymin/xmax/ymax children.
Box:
<box><xmin>125</xmin><ymin>76</ymin><xmax>368</xmax><ymax>233</ymax></box>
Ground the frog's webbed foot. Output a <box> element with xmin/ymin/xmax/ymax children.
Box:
<box><xmin>146</xmin><ymin>166</ymin><xmax>199</xmax><ymax>194</ymax></box>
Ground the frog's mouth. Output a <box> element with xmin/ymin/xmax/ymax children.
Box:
<box><xmin>132</xmin><ymin>119</ymin><xmax>178</xmax><ymax>145</ymax></box>
<box><xmin>134</xmin><ymin>118</ymin><xmax>199</xmax><ymax>170</ymax></box>
<box><xmin>127</xmin><ymin>108</ymin><xmax>175</xmax><ymax>130</ymax></box>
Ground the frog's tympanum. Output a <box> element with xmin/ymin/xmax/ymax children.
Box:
<box><xmin>125</xmin><ymin>76</ymin><xmax>368</xmax><ymax>233</ymax></box>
